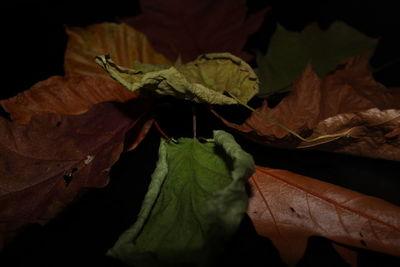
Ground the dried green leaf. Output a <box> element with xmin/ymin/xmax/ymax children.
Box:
<box><xmin>95</xmin><ymin>53</ymin><xmax>259</xmax><ymax>105</ymax></box>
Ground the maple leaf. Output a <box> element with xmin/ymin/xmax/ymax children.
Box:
<box><xmin>247</xmin><ymin>166</ymin><xmax>400</xmax><ymax>266</ymax></box>
<box><xmin>256</xmin><ymin>22</ymin><xmax>378</xmax><ymax>93</ymax></box>
<box><xmin>0</xmin><ymin>101</ymin><xmax>150</xmax><ymax>248</ymax></box>
<box><xmin>214</xmin><ymin>54</ymin><xmax>400</xmax><ymax>160</ymax></box>
<box><xmin>96</xmin><ymin>53</ymin><xmax>259</xmax><ymax>105</ymax></box>
<box><xmin>122</xmin><ymin>0</ymin><xmax>268</xmax><ymax>62</ymax></box>
<box><xmin>108</xmin><ymin>131</ymin><xmax>255</xmax><ymax>266</ymax></box>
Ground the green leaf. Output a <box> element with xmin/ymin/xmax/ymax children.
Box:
<box><xmin>257</xmin><ymin>22</ymin><xmax>378</xmax><ymax>94</ymax></box>
<box><xmin>107</xmin><ymin>130</ymin><xmax>255</xmax><ymax>267</ymax></box>
<box><xmin>95</xmin><ymin>53</ymin><xmax>259</xmax><ymax>105</ymax></box>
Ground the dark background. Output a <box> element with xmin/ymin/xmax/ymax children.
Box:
<box><xmin>1</xmin><ymin>0</ymin><xmax>399</xmax><ymax>266</ymax></box>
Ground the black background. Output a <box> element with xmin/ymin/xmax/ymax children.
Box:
<box><xmin>1</xmin><ymin>1</ymin><xmax>399</xmax><ymax>266</ymax></box>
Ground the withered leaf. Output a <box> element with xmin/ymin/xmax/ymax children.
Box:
<box><xmin>122</xmin><ymin>0</ymin><xmax>267</xmax><ymax>62</ymax></box>
<box><xmin>248</xmin><ymin>166</ymin><xmax>400</xmax><ymax>266</ymax></box>
<box><xmin>215</xmin><ymin>55</ymin><xmax>400</xmax><ymax>160</ymax></box>
<box><xmin>299</xmin><ymin>108</ymin><xmax>400</xmax><ymax>161</ymax></box>
<box><xmin>64</xmin><ymin>22</ymin><xmax>170</xmax><ymax>78</ymax></box>
<box><xmin>0</xmin><ymin>101</ymin><xmax>150</xmax><ymax>248</ymax></box>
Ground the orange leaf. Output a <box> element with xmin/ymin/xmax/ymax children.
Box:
<box><xmin>248</xmin><ymin>166</ymin><xmax>400</xmax><ymax>266</ymax></box>
<box><xmin>64</xmin><ymin>22</ymin><xmax>170</xmax><ymax>78</ymax></box>
<box><xmin>1</xmin><ymin>76</ymin><xmax>138</xmax><ymax>124</ymax></box>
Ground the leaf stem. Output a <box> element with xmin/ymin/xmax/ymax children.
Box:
<box><xmin>192</xmin><ymin>105</ymin><xmax>197</xmax><ymax>139</ymax></box>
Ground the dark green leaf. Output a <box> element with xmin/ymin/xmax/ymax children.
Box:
<box><xmin>257</xmin><ymin>22</ymin><xmax>378</xmax><ymax>93</ymax></box>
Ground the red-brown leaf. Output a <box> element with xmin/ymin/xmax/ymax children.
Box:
<box><xmin>248</xmin><ymin>166</ymin><xmax>400</xmax><ymax>266</ymax></box>
<box><xmin>0</xmin><ymin>101</ymin><xmax>150</xmax><ymax>248</ymax></box>
<box><xmin>122</xmin><ymin>0</ymin><xmax>268</xmax><ymax>62</ymax></box>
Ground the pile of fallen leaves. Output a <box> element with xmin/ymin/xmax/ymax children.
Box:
<box><xmin>1</xmin><ymin>1</ymin><xmax>399</xmax><ymax>266</ymax></box>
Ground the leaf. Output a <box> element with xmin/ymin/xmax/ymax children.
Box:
<box><xmin>0</xmin><ymin>101</ymin><xmax>147</xmax><ymax>248</ymax></box>
<box><xmin>257</xmin><ymin>22</ymin><xmax>378</xmax><ymax>93</ymax></box>
<box><xmin>96</xmin><ymin>53</ymin><xmax>259</xmax><ymax>105</ymax></box>
<box><xmin>1</xmin><ymin>76</ymin><xmax>139</xmax><ymax>124</ymax></box>
<box><xmin>214</xmin><ymin>55</ymin><xmax>400</xmax><ymax>160</ymax></box>
<box><xmin>122</xmin><ymin>0</ymin><xmax>268</xmax><ymax>62</ymax></box>
<box><xmin>107</xmin><ymin>130</ymin><xmax>255</xmax><ymax>267</ymax></box>
<box><xmin>64</xmin><ymin>22</ymin><xmax>170</xmax><ymax>78</ymax></box>
<box><xmin>247</xmin><ymin>166</ymin><xmax>400</xmax><ymax>266</ymax></box>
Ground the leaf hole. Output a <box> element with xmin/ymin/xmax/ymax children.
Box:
<box><xmin>63</xmin><ymin>167</ymin><xmax>77</xmax><ymax>186</ymax></box>
<box><xmin>63</xmin><ymin>174</ymin><xmax>73</xmax><ymax>186</ymax></box>
<box><xmin>360</xmin><ymin>239</ymin><xmax>367</xmax><ymax>247</ymax></box>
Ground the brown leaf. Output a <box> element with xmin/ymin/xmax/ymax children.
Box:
<box><xmin>0</xmin><ymin>101</ymin><xmax>149</xmax><ymax>248</ymax></box>
<box><xmin>122</xmin><ymin>0</ymin><xmax>268</xmax><ymax>62</ymax></box>
<box><xmin>1</xmin><ymin>75</ymin><xmax>138</xmax><ymax>124</ymax></box>
<box><xmin>64</xmin><ymin>22</ymin><xmax>170</xmax><ymax>78</ymax></box>
<box><xmin>216</xmin><ymin>54</ymin><xmax>400</xmax><ymax>160</ymax></box>
<box><xmin>248</xmin><ymin>166</ymin><xmax>400</xmax><ymax>266</ymax></box>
